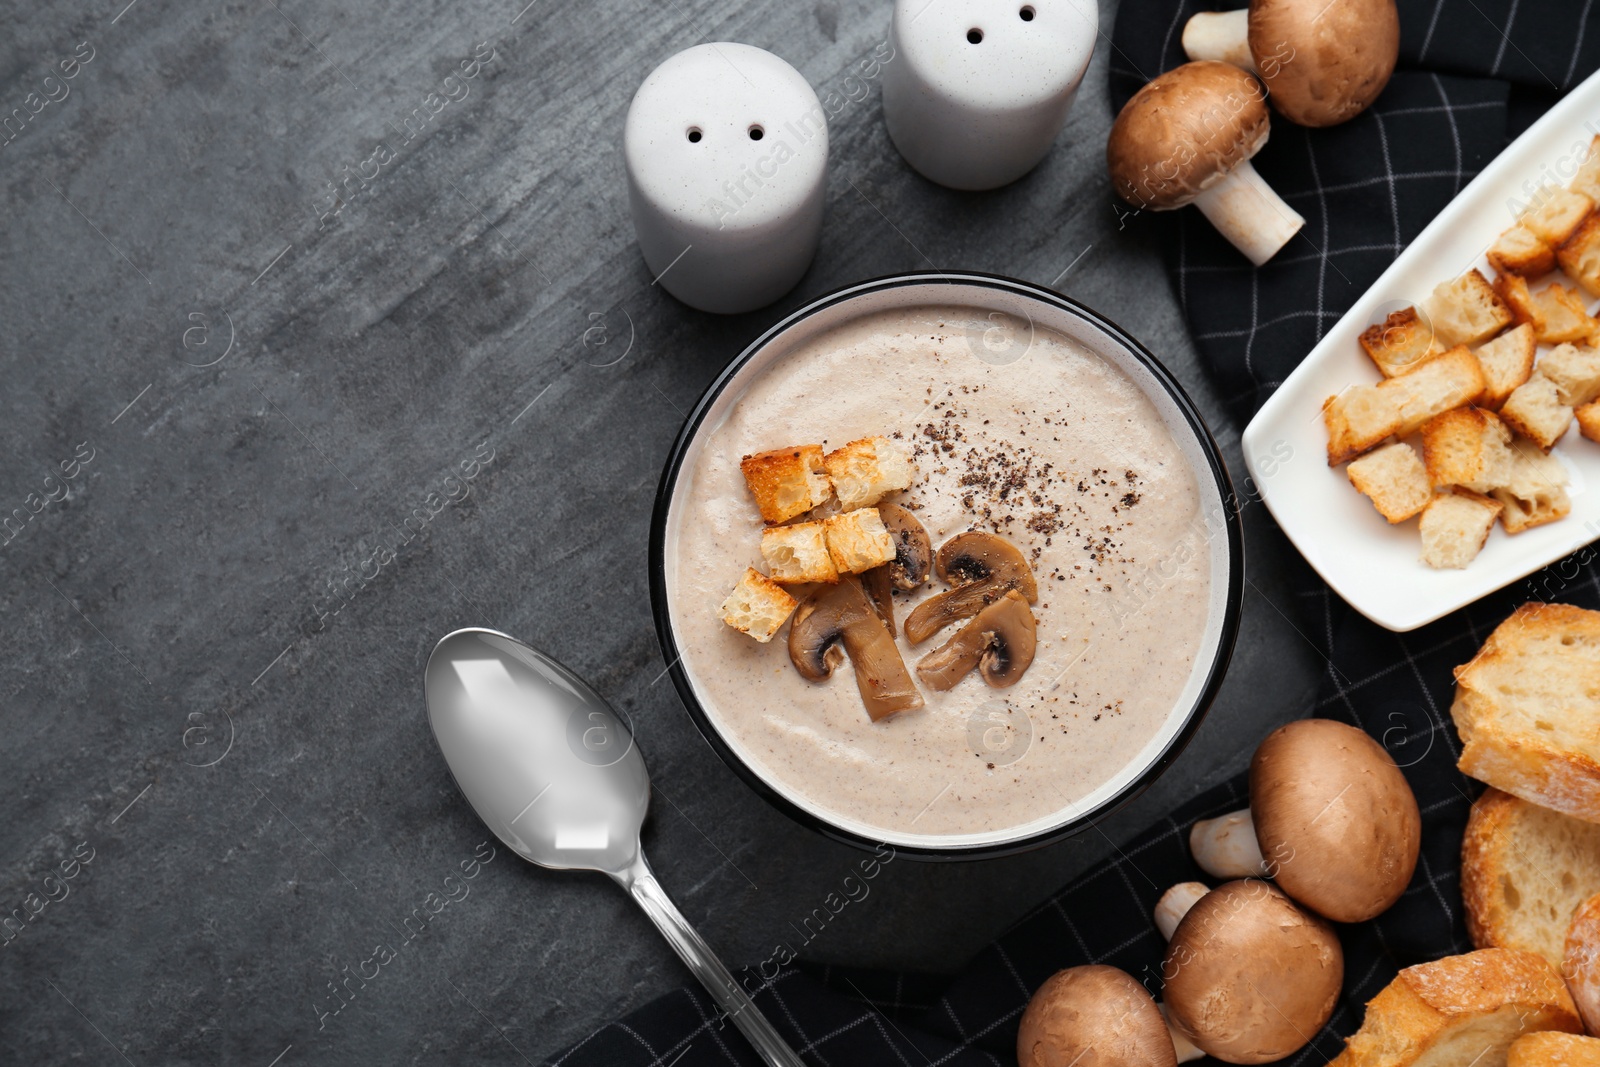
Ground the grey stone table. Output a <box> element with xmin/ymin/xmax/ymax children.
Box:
<box><xmin>0</xmin><ymin>0</ymin><xmax>1322</xmax><ymax>1062</ymax></box>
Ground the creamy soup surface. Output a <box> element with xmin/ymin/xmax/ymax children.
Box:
<box><xmin>667</xmin><ymin>305</ymin><xmax>1213</xmax><ymax>841</ymax></box>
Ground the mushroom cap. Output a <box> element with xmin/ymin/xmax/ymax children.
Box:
<box><xmin>1249</xmin><ymin>0</ymin><xmax>1398</xmax><ymax>127</ymax></box>
<box><xmin>1163</xmin><ymin>880</ymin><xmax>1342</xmax><ymax>1064</ymax></box>
<box><xmin>1018</xmin><ymin>965</ymin><xmax>1177</xmax><ymax>1067</ymax></box>
<box><xmin>1107</xmin><ymin>61</ymin><xmax>1270</xmax><ymax>211</ymax></box>
<box><xmin>1249</xmin><ymin>718</ymin><xmax>1420</xmax><ymax>923</ymax></box>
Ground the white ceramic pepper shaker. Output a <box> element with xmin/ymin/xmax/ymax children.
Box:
<box><xmin>881</xmin><ymin>0</ymin><xmax>1096</xmax><ymax>191</ymax></box>
<box><xmin>624</xmin><ymin>43</ymin><xmax>829</xmax><ymax>315</ymax></box>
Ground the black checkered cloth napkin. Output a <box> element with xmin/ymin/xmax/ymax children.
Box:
<box><xmin>548</xmin><ymin>5</ymin><xmax>1600</xmax><ymax>1065</ymax></box>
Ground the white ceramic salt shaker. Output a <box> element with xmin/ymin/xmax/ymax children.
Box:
<box><xmin>882</xmin><ymin>0</ymin><xmax>1097</xmax><ymax>191</ymax></box>
<box><xmin>624</xmin><ymin>44</ymin><xmax>828</xmax><ymax>315</ymax></box>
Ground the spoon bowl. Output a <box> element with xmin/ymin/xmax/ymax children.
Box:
<box><xmin>424</xmin><ymin>628</ymin><xmax>805</xmax><ymax>1067</ymax></box>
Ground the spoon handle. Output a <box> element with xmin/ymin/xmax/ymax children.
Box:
<box><xmin>617</xmin><ymin>855</ymin><xmax>807</xmax><ymax>1067</ymax></box>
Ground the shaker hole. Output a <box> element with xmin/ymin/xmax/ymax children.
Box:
<box><xmin>748</xmin><ymin>124</ymin><xmax>764</xmax><ymax>140</ymax></box>
<box><xmin>687</xmin><ymin>127</ymin><xmax>702</xmax><ymax>143</ymax></box>
<box><xmin>967</xmin><ymin>27</ymin><xmax>984</xmax><ymax>43</ymax></box>
<box><xmin>1020</xmin><ymin>5</ymin><xmax>1035</xmax><ymax>20</ymax></box>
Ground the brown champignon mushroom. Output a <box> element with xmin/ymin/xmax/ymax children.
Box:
<box><xmin>1160</xmin><ymin>880</ymin><xmax>1342</xmax><ymax>1064</ymax></box>
<box><xmin>1107</xmin><ymin>61</ymin><xmax>1304</xmax><ymax>267</ymax></box>
<box><xmin>904</xmin><ymin>532</ymin><xmax>1038</xmax><ymax>644</ymax></box>
<box><xmin>1188</xmin><ymin>718</ymin><xmax>1420</xmax><ymax>923</ymax></box>
<box><xmin>915</xmin><ymin>591</ymin><xmax>1036</xmax><ymax>690</ymax></box>
<box><xmin>1018</xmin><ymin>965</ymin><xmax>1179</xmax><ymax>1067</ymax></box>
<box><xmin>1182</xmin><ymin>0</ymin><xmax>1399</xmax><ymax>127</ymax></box>
<box><xmin>878</xmin><ymin>503</ymin><xmax>932</xmax><ymax>590</ymax></box>
<box><xmin>788</xmin><ymin>576</ymin><xmax>924</xmax><ymax>721</ymax></box>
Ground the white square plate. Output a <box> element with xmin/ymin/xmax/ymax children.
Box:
<box><xmin>1242</xmin><ymin>70</ymin><xmax>1600</xmax><ymax>632</ymax></box>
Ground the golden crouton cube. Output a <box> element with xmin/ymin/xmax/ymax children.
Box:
<box><xmin>1391</xmin><ymin>346</ymin><xmax>1488</xmax><ymax>437</ymax></box>
<box><xmin>1324</xmin><ymin>385</ymin><xmax>1401</xmax><ymax>465</ymax></box>
<box><xmin>822</xmin><ymin>508</ymin><xmax>895</xmax><ymax>574</ymax></box>
<box><xmin>1558</xmin><ymin>214</ymin><xmax>1600</xmax><ymax>296</ymax></box>
<box><xmin>1492</xmin><ymin>438</ymin><xmax>1571</xmax><ymax>533</ymax></box>
<box><xmin>1421</xmin><ymin>407</ymin><xmax>1514</xmax><ymax>492</ymax></box>
<box><xmin>823</xmin><ymin>436</ymin><xmax>914</xmax><ymax>509</ymax></box>
<box><xmin>1495</xmin><ymin>272</ymin><xmax>1546</xmax><ymax>335</ymax></box>
<box><xmin>1521</xmin><ymin>186</ymin><xmax>1594</xmax><ymax>246</ymax></box>
<box><xmin>1358</xmin><ymin>308</ymin><xmax>1439</xmax><ymax>378</ymax></box>
<box><xmin>1528</xmin><ymin>282</ymin><xmax>1596</xmax><ymax>344</ymax></box>
<box><xmin>739</xmin><ymin>445</ymin><xmax>831</xmax><ymax>524</ymax></box>
<box><xmin>719</xmin><ymin>568</ymin><xmax>798</xmax><ymax>643</ymax></box>
<box><xmin>1473</xmin><ymin>324</ymin><xmax>1537</xmax><ymax>408</ymax></box>
<box><xmin>1500</xmin><ymin>374</ymin><xmax>1574</xmax><ymax>450</ymax></box>
<box><xmin>759</xmin><ymin>521</ymin><xmax>838</xmax><ymax>584</ymax></box>
<box><xmin>1347</xmin><ymin>443</ymin><xmax>1432</xmax><ymax>523</ymax></box>
<box><xmin>1323</xmin><ymin>347</ymin><xmax>1485</xmax><ymax>464</ymax></box>
<box><xmin>1420</xmin><ymin>269</ymin><xmax>1514</xmax><ymax>348</ymax></box>
<box><xmin>1419</xmin><ymin>489</ymin><xmax>1502</xmax><ymax>569</ymax></box>
<box><xmin>1488</xmin><ymin>225</ymin><xmax>1556</xmax><ymax>277</ymax></box>
<box><xmin>1574</xmin><ymin>136</ymin><xmax>1600</xmax><ymax>201</ymax></box>
<box><xmin>1578</xmin><ymin>398</ymin><xmax>1600</xmax><ymax>443</ymax></box>
<box><xmin>1537</xmin><ymin>341</ymin><xmax>1600</xmax><ymax>406</ymax></box>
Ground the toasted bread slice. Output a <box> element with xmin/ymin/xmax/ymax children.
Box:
<box><xmin>1508</xmin><ymin>1032</ymin><xmax>1600</xmax><ymax>1066</ymax></box>
<box><xmin>719</xmin><ymin>567</ymin><xmax>798</xmax><ymax>642</ymax></box>
<box><xmin>760</xmin><ymin>521</ymin><xmax>838</xmax><ymax>584</ymax></box>
<box><xmin>1476</xmin><ymin>325</ymin><xmax>1538</xmax><ymax>409</ymax></box>
<box><xmin>1420</xmin><ymin>488</ymin><xmax>1502</xmax><ymax>569</ymax></box>
<box><xmin>1361</xmin><ymin>308</ymin><xmax>1441</xmax><ymax>378</ymax></box>
<box><xmin>823</xmin><ymin>436</ymin><xmax>914</xmax><ymax>510</ymax></box>
<box><xmin>1492</xmin><ymin>438</ymin><xmax>1571</xmax><ymax>534</ymax></box>
<box><xmin>739</xmin><ymin>445</ymin><xmax>832</xmax><ymax>524</ymax></box>
<box><xmin>1531</xmin><ymin>284</ymin><xmax>1597</xmax><ymax>345</ymax></box>
<box><xmin>1492</xmin><ymin>225</ymin><xmax>1559</xmax><ymax>278</ymax></box>
<box><xmin>1502</xmin><ymin>375</ymin><xmax>1575</xmax><ymax>451</ymax></box>
<box><xmin>1524</xmin><ymin>187</ymin><xmax>1596</xmax><ymax>248</ymax></box>
<box><xmin>1564</xmin><ymin>893</ymin><xmax>1600</xmax><ymax>1035</ymax></box>
<box><xmin>1348</xmin><ymin>442</ymin><xmax>1433</xmax><ymax>522</ymax></box>
<box><xmin>1325</xmin><ymin>347</ymin><xmax>1487</xmax><ymax>464</ymax></box>
<box><xmin>1452</xmin><ymin>603</ymin><xmax>1600</xmax><ymax>822</ymax></box>
<box><xmin>1423</xmin><ymin>269</ymin><xmax>1516</xmax><ymax>348</ymax></box>
<box><xmin>1461</xmin><ymin>789</ymin><xmax>1600</xmax><ymax>967</ymax></box>
<box><xmin>1540</xmin><ymin>343</ymin><xmax>1600</xmax><ymax>406</ymax></box>
<box><xmin>1559</xmin><ymin>215</ymin><xmax>1600</xmax><ymax>297</ymax></box>
<box><xmin>822</xmin><ymin>508</ymin><xmax>895</xmax><ymax>574</ymax></box>
<box><xmin>1577</xmin><ymin>399</ymin><xmax>1600</xmax><ymax>443</ymax></box>
<box><xmin>1328</xmin><ymin>948</ymin><xmax>1581</xmax><ymax>1067</ymax></box>
<box><xmin>1422</xmin><ymin>407</ymin><xmax>1514</xmax><ymax>491</ymax></box>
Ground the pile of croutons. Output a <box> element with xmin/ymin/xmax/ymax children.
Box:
<box><xmin>1322</xmin><ymin>137</ymin><xmax>1600</xmax><ymax>569</ymax></box>
<box><xmin>719</xmin><ymin>435</ymin><xmax>913</xmax><ymax>641</ymax></box>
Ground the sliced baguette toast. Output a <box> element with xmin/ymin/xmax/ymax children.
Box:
<box><xmin>1452</xmin><ymin>604</ymin><xmax>1600</xmax><ymax>822</ymax></box>
<box><xmin>1329</xmin><ymin>948</ymin><xmax>1581</xmax><ymax>1067</ymax></box>
<box><xmin>1461</xmin><ymin>789</ymin><xmax>1600</xmax><ymax>966</ymax></box>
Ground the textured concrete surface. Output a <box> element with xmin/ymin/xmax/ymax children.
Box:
<box><xmin>0</xmin><ymin>0</ymin><xmax>1321</xmax><ymax>1063</ymax></box>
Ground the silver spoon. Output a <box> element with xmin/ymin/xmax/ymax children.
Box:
<box><xmin>424</xmin><ymin>627</ymin><xmax>806</xmax><ymax>1067</ymax></box>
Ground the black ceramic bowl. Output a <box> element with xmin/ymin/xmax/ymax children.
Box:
<box><xmin>649</xmin><ymin>272</ymin><xmax>1243</xmax><ymax>859</ymax></box>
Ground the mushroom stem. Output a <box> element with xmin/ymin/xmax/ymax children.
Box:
<box><xmin>1159</xmin><ymin>1004</ymin><xmax>1206</xmax><ymax>1064</ymax></box>
<box><xmin>1192</xmin><ymin>159</ymin><xmax>1305</xmax><ymax>266</ymax></box>
<box><xmin>1189</xmin><ymin>809</ymin><xmax>1269</xmax><ymax>879</ymax></box>
<box><xmin>1181</xmin><ymin>9</ymin><xmax>1255</xmax><ymax>70</ymax></box>
<box><xmin>1154</xmin><ymin>881</ymin><xmax>1210</xmax><ymax>940</ymax></box>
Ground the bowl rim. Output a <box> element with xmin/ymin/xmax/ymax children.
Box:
<box><xmin>647</xmin><ymin>270</ymin><xmax>1244</xmax><ymax>860</ymax></box>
